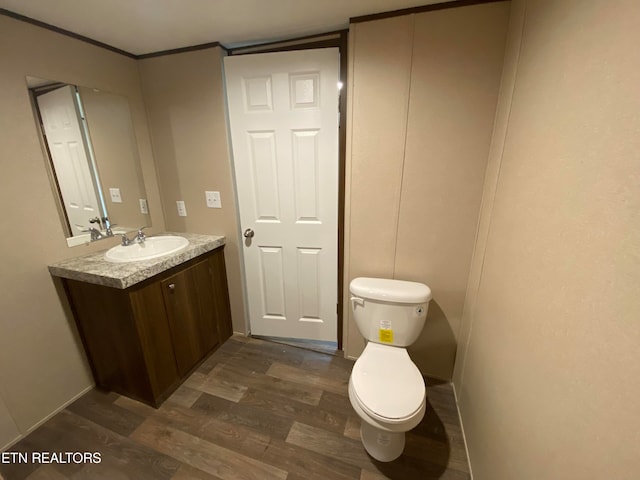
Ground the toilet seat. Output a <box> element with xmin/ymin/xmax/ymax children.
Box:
<box><xmin>351</xmin><ymin>343</ymin><xmax>425</xmax><ymax>424</ymax></box>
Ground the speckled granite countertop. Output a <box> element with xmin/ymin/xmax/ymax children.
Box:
<box><xmin>48</xmin><ymin>232</ymin><xmax>225</xmax><ymax>289</ymax></box>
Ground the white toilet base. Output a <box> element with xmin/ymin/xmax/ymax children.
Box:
<box><xmin>360</xmin><ymin>421</ymin><xmax>405</xmax><ymax>462</ymax></box>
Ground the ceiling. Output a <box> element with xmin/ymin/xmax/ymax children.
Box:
<box><xmin>0</xmin><ymin>0</ymin><xmax>449</xmax><ymax>56</ymax></box>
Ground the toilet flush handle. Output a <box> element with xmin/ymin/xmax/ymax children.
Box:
<box><xmin>350</xmin><ymin>296</ymin><xmax>365</xmax><ymax>310</ymax></box>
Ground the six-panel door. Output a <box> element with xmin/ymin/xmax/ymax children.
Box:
<box><xmin>225</xmin><ymin>48</ymin><xmax>340</xmax><ymax>342</ymax></box>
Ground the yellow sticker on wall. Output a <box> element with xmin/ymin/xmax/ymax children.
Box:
<box><xmin>379</xmin><ymin>329</ymin><xmax>394</xmax><ymax>343</ymax></box>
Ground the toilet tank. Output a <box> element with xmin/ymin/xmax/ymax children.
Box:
<box><xmin>349</xmin><ymin>277</ymin><xmax>432</xmax><ymax>347</ymax></box>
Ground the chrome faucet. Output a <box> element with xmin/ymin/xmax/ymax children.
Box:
<box><xmin>83</xmin><ymin>227</ymin><xmax>104</xmax><ymax>242</ymax></box>
<box><xmin>135</xmin><ymin>227</ymin><xmax>147</xmax><ymax>244</ymax></box>
<box><xmin>119</xmin><ymin>227</ymin><xmax>147</xmax><ymax>246</ymax></box>
<box><xmin>84</xmin><ymin>217</ymin><xmax>116</xmax><ymax>242</ymax></box>
<box><xmin>118</xmin><ymin>233</ymin><xmax>132</xmax><ymax>246</ymax></box>
<box><xmin>89</xmin><ymin>217</ymin><xmax>102</xmax><ymax>229</ymax></box>
<box><xmin>100</xmin><ymin>217</ymin><xmax>114</xmax><ymax>237</ymax></box>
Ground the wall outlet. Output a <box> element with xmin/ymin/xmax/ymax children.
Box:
<box><xmin>109</xmin><ymin>188</ymin><xmax>122</xmax><ymax>203</ymax></box>
<box><xmin>176</xmin><ymin>200</ymin><xmax>187</xmax><ymax>217</ymax></box>
<box><xmin>139</xmin><ymin>198</ymin><xmax>149</xmax><ymax>214</ymax></box>
<box><xmin>205</xmin><ymin>191</ymin><xmax>222</xmax><ymax>208</ymax></box>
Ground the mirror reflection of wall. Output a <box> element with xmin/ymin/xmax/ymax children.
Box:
<box><xmin>28</xmin><ymin>77</ymin><xmax>151</xmax><ymax>246</ymax></box>
<box><xmin>79</xmin><ymin>87</ymin><xmax>149</xmax><ymax>235</ymax></box>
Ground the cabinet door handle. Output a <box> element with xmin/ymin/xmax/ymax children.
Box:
<box><xmin>168</xmin><ymin>283</ymin><xmax>175</xmax><ymax>291</ymax></box>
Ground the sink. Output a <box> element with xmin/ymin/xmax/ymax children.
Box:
<box><xmin>105</xmin><ymin>235</ymin><xmax>189</xmax><ymax>263</ymax></box>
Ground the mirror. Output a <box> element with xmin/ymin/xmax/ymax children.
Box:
<box><xmin>27</xmin><ymin>77</ymin><xmax>150</xmax><ymax>247</ymax></box>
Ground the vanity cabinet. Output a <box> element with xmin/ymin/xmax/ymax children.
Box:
<box><xmin>62</xmin><ymin>246</ymin><xmax>232</xmax><ymax>407</ymax></box>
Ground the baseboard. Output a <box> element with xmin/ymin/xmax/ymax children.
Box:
<box><xmin>1</xmin><ymin>384</ymin><xmax>94</xmax><ymax>452</ymax></box>
<box><xmin>452</xmin><ymin>382</ymin><xmax>474</xmax><ymax>479</ymax></box>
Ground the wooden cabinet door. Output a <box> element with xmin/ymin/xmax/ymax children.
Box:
<box><xmin>161</xmin><ymin>259</ymin><xmax>220</xmax><ymax>377</ymax></box>
<box><xmin>130</xmin><ymin>282</ymin><xmax>180</xmax><ymax>401</ymax></box>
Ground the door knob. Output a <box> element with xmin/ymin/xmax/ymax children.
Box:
<box><xmin>243</xmin><ymin>228</ymin><xmax>255</xmax><ymax>238</ymax></box>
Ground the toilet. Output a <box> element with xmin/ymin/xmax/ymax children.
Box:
<box><xmin>348</xmin><ymin>277</ymin><xmax>432</xmax><ymax>462</ymax></box>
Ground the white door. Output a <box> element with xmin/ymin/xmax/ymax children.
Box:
<box><xmin>37</xmin><ymin>85</ymin><xmax>102</xmax><ymax>235</ymax></box>
<box><xmin>224</xmin><ymin>49</ymin><xmax>339</xmax><ymax>342</ymax></box>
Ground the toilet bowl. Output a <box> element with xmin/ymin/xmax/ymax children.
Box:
<box><xmin>348</xmin><ymin>277</ymin><xmax>431</xmax><ymax>462</ymax></box>
<box><xmin>349</xmin><ymin>343</ymin><xmax>426</xmax><ymax>461</ymax></box>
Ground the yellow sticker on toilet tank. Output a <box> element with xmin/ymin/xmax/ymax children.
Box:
<box><xmin>379</xmin><ymin>320</ymin><xmax>393</xmax><ymax>343</ymax></box>
<box><xmin>379</xmin><ymin>329</ymin><xmax>394</xmax><ymax>343</ymax></box>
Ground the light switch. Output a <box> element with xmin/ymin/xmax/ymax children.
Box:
<box><xmin>109</xmin><ymin>188</ymin><xmax>122</xmax><ymax>203</ymax></box>
<box><xmin>139</xmin><ymin>199</ymin><xmax>149</xmax><ymax>214</ymax></box>
<box><xmin>205</xmin><ymin>191</ymin><xmax>222</xmax><ymax>209</ymax></box>
<box><xmin>176</xmin><ymin>200</ymin><xmax>187</xmax><ymax>217</ymax></box>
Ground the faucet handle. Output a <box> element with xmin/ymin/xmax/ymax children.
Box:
<box><xmin>118</xmin><ymin>233</ymin><xmax>132</xmax><ymax>246</ymax></box>
<box><xmin>135</xmin><ymin>226</ymin><xmax>148</xmax><ymax>243</ymax></box>
<box><xmin>82</xmin><ymin>227</ymin><xmax>104</xmax><ymax>242</ymax></box>
<box><xmin>105</xmin><ymin>223</ymin><xmax>117</xmax><ymax>236</ymax></box>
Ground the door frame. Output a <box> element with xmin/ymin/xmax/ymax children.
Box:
<box><xmin>227</xmin><ymin>30</ymin><xmax>348</xmax><ymax>349</ymax></box>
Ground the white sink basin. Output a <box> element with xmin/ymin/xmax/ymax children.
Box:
<box><xmin>105</xmin><ymin>235</ymin><xmax>189</xmax><ymax>263</ymax></box>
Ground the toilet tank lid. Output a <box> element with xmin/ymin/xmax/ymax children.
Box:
<box><xmin>350</xmin><ymin>277</ymin><xmax>432</xmax><ymax>303</ymax></box>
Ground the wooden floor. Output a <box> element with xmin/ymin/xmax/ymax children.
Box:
<box><xmin>251</xmin><ymin>335</ymin><xmax>339</xmax><ymax>356</ymax></box>
<box><xmin>0</xmin><ymin>336</ymin><xmax>470</xmax><ymax>480</ymax></box>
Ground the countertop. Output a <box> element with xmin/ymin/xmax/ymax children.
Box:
<box><xmin>48</xmin><ymin>232</ymin><xmax>225</xmax><ymax>289</ymax></box>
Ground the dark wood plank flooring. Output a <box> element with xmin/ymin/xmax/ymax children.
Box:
<box><xmin>0</xmin><ymin>336</ymin><xmax>470</xmax><ymax>480</ymax></box>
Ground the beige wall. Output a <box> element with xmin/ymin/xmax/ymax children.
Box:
<box><xmin>454</xmin><ymin>0</ymin><xmax>640</xmax><ymax>478</ymax></box>
<box><xmin>138</xmin><ymin>48</ymin><xmax>247</xmax><ymax>334</ymax></box>
<box><xmin>0</xmin><ymin>15</ymin><xmax>164</xmax><ymax>449</ymax></box>
<box><xmin>344</xmin><ymin>2</ymin><xmax>510</xmax><ymax>379</ymax></box>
